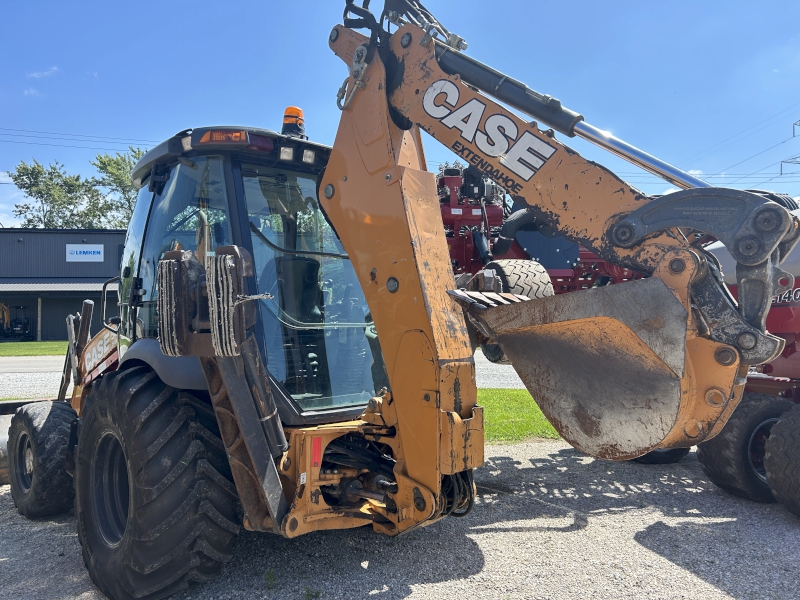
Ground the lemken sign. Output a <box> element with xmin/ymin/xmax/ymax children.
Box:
<box><xmin>66</xmin><ymin>244</ymin><xmax>104</xmax><ymax>262</ymax></box>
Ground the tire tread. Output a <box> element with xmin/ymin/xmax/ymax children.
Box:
<box><xmin>765</xmin><ymin>402</ymin><xmax>800</xmax><ymax>516</ymax></box>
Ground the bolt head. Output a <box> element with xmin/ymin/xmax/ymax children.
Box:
<box><xmin>714</xmin><ymin>347</ymin><xmax>737</xmax><ymax>366</ymax></box>
<box><xmin>669</xmin><ymin>258</ymin><xmax>686</xmax><ymax>274</ymax></box>
<box><xmin>705</xmin><ymin>388</ymin><xmax>726</xmax><ymax>407</ymax></box>
<box><xmin>387</xmin><ymin>277</ymin><xmax>399</xmax><ymax>293</ymax></box>
<box><xmin>329</xmin><ymin>28</ymin><xmax>339</xmax><ymax>43</ymax></box>
<box><xmin>289</xmin><ymin>518</ymin><xmax>298</xmax><ymax>532</ymax></box>
<box><xmin>737</xmin><ymin>332</ymin><xmax>758</xmax><ymax>350</ymax></box>
<box><xmin>737</xmin><ymin>236</ymin><xmax>761</xmax><ymax>258</ymax></box>
<box><xmin>755</xmin><ymin>209</ymin><xmax>780</xmax><ymax>233</ymax></box>
<box><xmin>354</xmin><ymin>46</ymin><xmax>367</xmax><ymax>62</ymax></box>
<box><xmin>614</xmin><ymin>223</ymin><xmax>634</xmax><ymax>245</ymax></box>
<box><xmin>324</xmin><ymin>184</ymin><xmax>335</xmax><ymax>199</ymax></box>
<box><xmin>385</xmin><ymin>173</ymin><xmax>392</xmax><ymax>181</ymax></box>
<box><xmin>683</xmin><ymin>419</ymin><xmax>704</xmax><ymax>439</ymax></box>
<box><xmin>401</xmin><ymin>32</ymin><xmax>412</xmax><ymax>48</ymax></box>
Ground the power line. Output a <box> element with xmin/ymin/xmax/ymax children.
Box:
<box><xmin>0</xmin><ymin>127</ymin><xmax>159</xmax><ymax>144</ymax></box>
<box><xmin>710</xmin><ymin>138</ymin><xmax>794</xmax><ymax>176</ymax></box>
<box><xmin>677</xmin><ymin>100</ymin><xmax>800</xmax><ymax>166</ymax></box>
<box><xmin>0</xmin><ymin>139</ymin><xmax>134</xmax><ymax>151</ymax></box>
<box><xmin>0</xmin><ymin>132</ymin><xmax>148</xmax><ymax>148</ymax></box>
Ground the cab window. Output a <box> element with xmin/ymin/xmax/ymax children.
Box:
<box><xmin>138</xmin><ymin>156</ymin><xmax>232</xmax><ymax>337</ymax></box>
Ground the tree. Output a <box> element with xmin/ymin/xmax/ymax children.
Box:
<box><xmin>91</xmin><ymin>146</ymin><xmax>146</xmax><ymax>226</ymax></box>
<box><xmin>9</xmin><ymin>160</ymin><xmax>114</xmax><ymax>229</ymax></box>
<box><xmin>8</xmin><ymin>146</ymin><xmax>146</xmax><ymax>229</ymax></box>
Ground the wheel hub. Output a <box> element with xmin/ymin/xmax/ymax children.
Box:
<box><xmin>748</xmin><ymin>418</ymin><xmax>779</xmax><ymax>483</ymax></box>
<box><xmin>90</xmin><ymin>431</ymin><xmax>131</xmax><ymax>548</ymax></box>
<box><xmin>15</xmin><ymin>432</ymin><xmax>33</xmax><ymax>493</ymax></box>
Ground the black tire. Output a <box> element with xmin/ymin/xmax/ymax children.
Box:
<box><xmin>75</xmin><ymin>366</ymin><xmax>240</xmax><ymax>600</ymax></box>
<box><xmin>480</xmin><ymin>259</ymin><xmax>554</xmax><ymax>364</ymax></box>
<box><xmin>633</xmin><ymin>448</ymin><xmax>690</xmax><ymax>464</ymax></box>
<box><xmin>7</xmin><ymin>401</ymin><xmax>76</xmax><ymax>518</ymax></box>
<box><xmin>696</xmin><ymin>393</ymin><xmax>794</xmax><ymax>502</ymax></box>
<box><xmin>765</xmin><ymin>403</ymin><xmax>800</xmax><ymax>517</ymax></box>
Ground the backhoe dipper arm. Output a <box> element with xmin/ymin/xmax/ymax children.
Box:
<box><xmin>324</xmin><ymin>9</ymin><xmax>800</xmax><ymax>465</ymax></box>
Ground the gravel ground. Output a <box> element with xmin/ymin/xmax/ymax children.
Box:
<box><xmin>1</xmin><ymin>440</ymin><xmax>798</xmax><ymax>600</ymax></box>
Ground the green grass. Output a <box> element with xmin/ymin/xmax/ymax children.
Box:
<box><xmin>0</xmin><ymin>341</ymin><xmax>68</xmax><ymax>357</ymax></box>
<box><xmin>479</xmin><ymin>388</ymin><xmax>559</xmax><ymax>442</ymax></box>
<box><xmin>0</xmin><ymin>380</ymin><xmax>557</xmax><ymax>443</ymax></box>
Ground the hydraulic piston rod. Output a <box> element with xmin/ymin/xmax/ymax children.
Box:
<box><xmin>572</xmin><ymin>122</ymin><xmax>709</xmax><ymax>190</ymax></box>
<box><xmin>433</xmin><ymin>42</ymin><xmax>709</xmax><ymax>190</ymax></box>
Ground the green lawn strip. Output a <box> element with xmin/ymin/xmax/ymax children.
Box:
<box><xmin>0</xmin><ymin>386</ymin><xmax>559</xmax><ymax>442</ymax></box>
<box><xmin>478</xmin><ymin>388</ymin><xmax>559</xmax><ymax>442</ymax></box>
<box><xmin>0</xmin><ymin>341</ymin><xmax>68</xmax><ymax>357</ymax></box>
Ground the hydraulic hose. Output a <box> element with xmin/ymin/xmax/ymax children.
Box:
<box><xmin>492</xmin><ymin>209</ymin><xmax>538</xmax><ymax>256</ymax></box>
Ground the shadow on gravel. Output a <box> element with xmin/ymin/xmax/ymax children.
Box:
<box><xmin>476</xmin><ymin>446</ymin><xmax>799</xmax><ymax>600</ymax></box>
<box><xmin>3</xmin><ymin>444</ymin><xmax>798</xmax><ymax>600</ymax></box>
<box><xmin>634</xmin><ymin>517</ymin><xmax>798</xmax><ymax>599</ymax></box>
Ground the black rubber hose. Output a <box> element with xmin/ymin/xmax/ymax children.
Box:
<box><xmin>492</xmin><ymin>208</ymin><xmax>538</xmax><ymax>256</ymax></box>
<box><xmin>472</xmin><ymin>229</ymin><xmax>493</xmax><ymax>265</ymax></box>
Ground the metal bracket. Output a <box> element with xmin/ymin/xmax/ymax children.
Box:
<box><xmin>609</xmin><ymin>188</ymin><xmax>792</xmax><ymax>266</ymax></box>
<box><xmin>691</xmin><ymin>263</ymin><xmax>784</xmax><ymax>365</ymax></box>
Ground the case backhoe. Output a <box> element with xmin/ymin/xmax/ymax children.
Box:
<box><xmin>5</xmin><ymin>2</ymin><xmax>800</xmax><ymax>598</ymax></box>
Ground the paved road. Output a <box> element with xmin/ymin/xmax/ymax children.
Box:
<box><xmin>0</xmin><ymin>356</ymin><xmax>64</xmax><ymax>374</ymax></box>
<box><xmin>1</xmin><ymin>440</ymin><xmax>797</xmax><ymax>600</ymax></box>
<box><xmin>0</xmin><ymin>352</ymin><xmax>527</xmax><ymax>399</ymax></box>
<box><xmin>473</xmin><ymin>350</ymin><xmax>525</xmax><ymax>389</ymax></box>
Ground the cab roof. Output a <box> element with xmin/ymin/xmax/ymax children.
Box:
<box><xmin>132</xmin><ymin>126</ymin><xmax>331</xmax><ymax>189</ymax></box>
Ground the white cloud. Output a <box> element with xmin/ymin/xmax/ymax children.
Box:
<box><xmin>86</xmin><ymin>71</ymin><xmax>98</xmax><ymax>79</ymax></box>
<box><xmin>27</xmin><ymin>66</ymin><xmax>58</xmax><ymax>78</ymax></box>
<box><xmin>688</xmin><ymin>169</ymin><xmax>703</xmax><ymax>176</ymax></box>
<box><xmin>662</xmin><ymin>187</ymin><xmax>680</xmax><ymax>195</ymax></box>
<box><xmin>23</xmin><ymin>88</ymin><xmax>41</xmax><ymax>97</ymax></box>
<box><xmin>773</xmin><ymin>69</ymin><xmax>780</xmax><ymax>73</ymax></box>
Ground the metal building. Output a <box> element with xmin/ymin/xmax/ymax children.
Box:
<box><xmin>0</xmin><ymin>229</ymin><xmax>124</xmax><ymax>341</ymax></box>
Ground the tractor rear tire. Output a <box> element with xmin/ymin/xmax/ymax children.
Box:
<box><xmin>480</xmin><ymin>260</ymin><xmax>554</xmax><ymax>364</ymax></box>
<box><xmin>697</xmin><ymin>393</ymin><xmax>794</xmax><ymax>502</ymax></box>
<box><xmin>765</xmin><ymin>403</ymin><xmax>800</xmax><ymax>517</ymax></box>
<box><xmin>75</xmin><ymin>366</ymin><xmax>240</xmax><ymax>600</ymax></box>
<box><xmin>633</xmin><ymin>448</ymin><xmax>691</xmax><ymax>464</ymax></box>
<box><xmin>7</xmin><ymin>401</ymin><xmax>76</xmax><ymax>518</ymax></box>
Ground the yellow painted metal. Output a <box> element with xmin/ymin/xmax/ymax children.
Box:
<box><xmin>270</xmin><ymin>24</ymin><xmax>484</xmax><ymax>537</ymax></box>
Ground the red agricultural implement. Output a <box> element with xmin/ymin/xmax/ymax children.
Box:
<box><xmin>441</xmin><ymin>162</ymin><xmax>800</xmax><ymax>515</ymax></box>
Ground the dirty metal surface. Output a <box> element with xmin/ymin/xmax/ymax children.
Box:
<box><xmin>472</xmin><ymin>278</ymin><xmax>690</xmax><ymax>459</ymax></box>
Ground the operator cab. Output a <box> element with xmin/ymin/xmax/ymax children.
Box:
<box><xmin>123</xmin><ymin>110</ymin><xmax>388</xmax><ymax>425</ymax></box>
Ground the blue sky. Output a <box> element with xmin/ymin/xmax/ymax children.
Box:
<box><xmin>1</xmin><ymin>0</ymin><xmax>799</xmax><ymax>226</ymax></box>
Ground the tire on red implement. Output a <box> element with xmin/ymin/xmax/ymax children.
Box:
<box><xmin>697</xmin><ymin>393</ymin><xmax>794</xmax><ymax>502</ymax></box>
<box><xmin>765</xmin><ymin>403</ymin><xmax>800</xmax><ymax>517</ymax></box>
<box><xmin>633</xmin><ymin>447</ymin><xmax>691</xmax><ymax>464</ymax></box>
<box><xmin>479</xmin><ymin>259</ymin><xmax>554</xmax><ymax>364</ymax></box>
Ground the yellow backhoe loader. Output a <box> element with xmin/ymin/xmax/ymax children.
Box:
<box><xmin>4</xmin><ymin>2</ymin><xmax>798</xmax><ymax>598</ymax></box>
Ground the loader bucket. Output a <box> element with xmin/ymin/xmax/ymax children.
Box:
<box><xmin>453</xmin><ymin>277</ymin><xmax>732</xmax><ymax>460</ymax></box>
